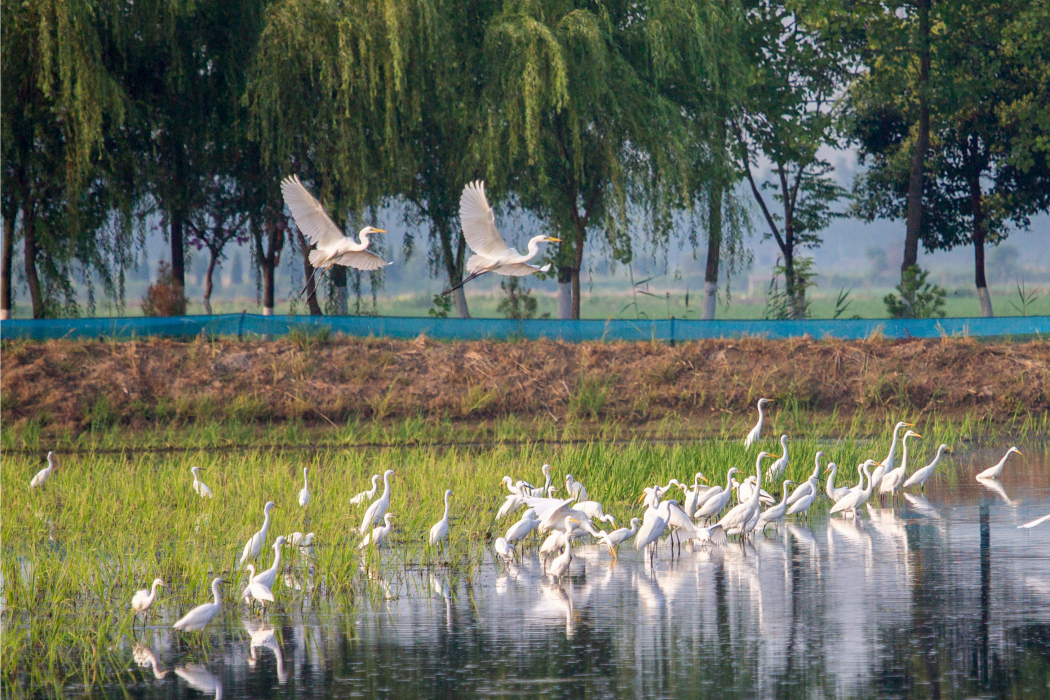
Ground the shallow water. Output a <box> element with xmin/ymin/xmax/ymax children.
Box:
<box><xmin>66</xmin><ymin>445</ymin><xmax>1050</xmax><ymax>698</ymax></box>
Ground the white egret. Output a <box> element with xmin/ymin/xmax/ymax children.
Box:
<box><xmin>297</xmin><ymin>532</ymin><xmax>315</xmax><ymax>557</ymax></box>
<box><xmin>349</xmin><ymin>474</ymin><xmax>381</xmax><ymax>506</ymax></box>
<box><xmin>493</xmin><ymin>537</ymin><xmax>516</xmax><ymax>562</ymax></box>
<box><xmin>1019</xmin><ymin>512</ymin><xmax>1050</xmax><ymax>529</ymax></box>
<box><xmin>575</xmin><ymin>500</ymin><xmax>616</xmax><ymax>526</ymax></box>
<box><xmin>252</xmin><ymin>536</ymin><xmax>287</xmax><ymax>591</ymax></box>
<box><xmin>496</xmin><ymin>493</ymin><xmax>525</xmax><ymax>521</ymax></box>
<box><xmin>681</xmin><ymin>472</ymin><xmax>712</xmax><ymax>518</ymax></box>
<box><xmin>429</xmin><ymin>490</ymin><xmax>453</xmax><ymax>546</ymax></box>
<box><xmin>280</xmin><ymin>175</ymin><xmax>391</xmax><ymax>293</ymax></box>
<box><xmin>527</xmin><ymin>464</ymin><xmax>554</xmax><ymax>498</ymax></box>
<box><xmin>766</xmin><ymin>435</ymin><xmax>790</xmax><ymax>483</ymax></box>
<box><xmin>785</xmin><ymin>478</ymin><xmax>818</xmax><ymax>521</ymax></box>
<box><xmin>786</xmin><ymin>452</ymin><xmax>823</xmax><ymax>506</ymax></box>
<box><xmin>287</xmin><ymin>531</ymin><xmax>305</xmax><ymax>546</ymax></box>
<box><xmin>636</xmin><ymin>499</ymin><xmax>672</xmax><ymax>562</ymax></box>
<box><xmin>29</xmin><ymin>451</ymin><xmax>57</xmax><ymax>489</ymax></box>
<box><xmin>505</xmin><ymin>510</ymin><xmax>541</xmax><ymax>543</ymax></box>
<box><xmin>359</xmin><ymin>513</ymin><xmax>395</xmax><ymax>549</ymax></box>
<box><xmin>549</xmin><ymin>541</ymin><xmax>573</xmax><ymax>581</ymax></box>
<box><xmin>298</xmin><ymin>467</ymin><xmax>310</xmax><ymax>508</ymax></box>
<box><xmin>642</xmin><ymin>479</ymin><xmax>682</xmax><ymax>508</ymax></box>
<box><xmin>976</xmin><ymin>446</ymin><xmax>1023</xmax><ymax>480</ymax></box>
<box><xmin>738</xmin><ymin>476</ymin><xmax>776</xmax><ymax>506</ymax></box>
<box><xmin>501</xmin><ymin>475</ymin><xmax>528</xmax><ymax>496</ymax></box>
<box><xmin>242</xmin><ymin>565</ymin><xmax>276</xmax><ymax>610</ymax></box>
<box><xmin>758</xmin><ymin>480</ymin><xmax>796</xmax><ymax>531</ymax></box>
<box><xmin>830</xmin><ymin>461</ymin><xmax>877</xmax><ymax>518</ymax></box>
<box><xmin>190</xmin><ymin>466</ymin><xmax>213</xmax><ymax>498</ymax></box>
<box><xmin>172</xmin><ymin>578</ymin><xmax>224</xmax><ymax>632</ymax></box>
<box><xmin>879</xmin><ymin>430</ymin><xmax>921</xmax><ymax>503</ymax></box>
<box><xmin>904</xmin><ymin>444</ymin><xmax>952</xmax><ymax>494</ymax></box>
<box><xmin>719</xmin><ymin>453</ymin><xmax>774</xmax><ymax>538</ymax></box>
<box><xmin>130</xmin><ymin>578</ymin><xmax>165</xmax><ymax>626</ymax></box>
<box><xmin>598</xmin><ymin>518</ymin><xmax>642</xmax><ymax>558</ymax></box>
<box><xmin>695</xmin><ymin>468</ymin><xmax>742</xmax><ymax>522</ymax></box>
<box><xmin>693</xmin><ymin>521</ymin><xmax>728</xmax><ymax>547</ymax></box>
<box><xmin>662</xmin><ymin>500</ymin><xmax>697</xmax><ymax>550</ymax></box>
<box><xmin>744</xmin><ymin>398</ymin><xmax>773</xmax><ymax>449</ymax></box>
<box><xmin>442</xmin><ymin>181</ymin><xmax>560</xmax><ymax>295</ymax></box>
<box><xmin>360</xmin><ymin>470</ymin><xmax>396</xmax><ymax>535</ymax></box>
<box><xmin>824</xmin><ymin>463</ymin><xmax>852</xmax><ymax>502</ymax></box>
<box><xmin>871</xmin><ymin>421</ymin><xmax>914</xmax><ymax>492</ymax></box>
<box><xmin>564</xmin><ymin>474</ymin><xmax>588</xmax><ymax>503</ymax></box>
<box><xmin>539</xmin><ymin>516</ymin><xmax>581</xmax><ymax>566</ymax></box>
<box><xmin>242</xmin><ymin>564</ymin><xmax>258</xmax><ymax>604</ymax></box>
<box><xmin>239</xmin><ymin>501</ymin><xmax>278</xmax><ymax>567</ymax></box>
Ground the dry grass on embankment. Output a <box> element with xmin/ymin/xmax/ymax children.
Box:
<box><xmin>2</xmin><ymin>333</ymin><xmax>1048</xmax><ymax>441</ymax></box>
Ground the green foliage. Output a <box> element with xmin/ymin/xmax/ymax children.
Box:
<box><xmin>496</xmin><ymin>278</ymin><xmax>543</xmax><ymax>320</ymax></box>
<box><xmin>140</xmin><ymin>261</ymin><xmax>187</xmax><ymax>317</ymax></box>
<box><xmin>428</xmin><ymin>294</ymin><xmax>452</xmax><ymax>319</ymax></box>
<box><xmin>764</xmin><ymin>256</ymin><xmax>815</xmax><ymax>320</ymax></box>
<box><xmin>288</xmin><ymin>324</ymin><xmax>332</xmax><ymax>352</ymax></box>
<box><xmin>883</xmin><ymin>265</ymin><xmax>946</xmax><ymax>319</ymax></box>
<box><xmin>1008</xmin><ymin>279</ymin><xmax>1040</xmax><ymax>317</ymax></box>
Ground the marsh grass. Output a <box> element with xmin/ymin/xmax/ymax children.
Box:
<box><xmin>2</xmin><ymin>418</ymin><xmax>1045</xmax><ymax>693</ymax></box>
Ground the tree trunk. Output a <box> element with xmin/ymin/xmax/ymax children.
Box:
<box><xmin>171</xmin><ymin>207</ymin><xmax>187</xmax><ymax>290</ymax></box>
<box><xmin>557</xmin><ymin>267</ymin><xmax>572</xmax><ymax>320</ymax></box>
<box><xmin>783</xmin><ymin>248</ymin><xmax>800</xmax><ymax>320</ymax></box>
<box><xmin>297</xmin><ymin>231</ymin><xmax>323</xmax><ymax>316</ymax></box>
<box><xmin>571</xmin><ymin>269</ymin><xmax>581</xmax><ymax>320</ymax></box>
<box><xmin>440</xmin><ymin>226</ymin><xmax>469</xmax><ymax>318</ymax></box>
<box><xmin>255</xmin><ymin>220</ymin><xmax>283</xmax><ymax>316</ymax></box>
<box><xmin>203</xmin><ymin>252</ymin><xmax>216</xmax><ymax>315</ymax></box>
<box><xmin>571</xmin><ymin>228</ymin><xmax>585</xmax><ymax>320</ymax></box>
<box><xmin>702</xmin><ymin>181</ymin><xmax>724</xmax><ymax>320</ymax></box>
<box><xmin>330</xmin><ymin>265</ymin><xmax>348</xmax><ymax>315</ymax></box>
<box><xmin>1</xmin><ymin>212</ymin><xmax>14</xmax><ymax>320</ymax></box>
<box><xmin>262</xmin><ymin>256</ymin><xmax>275</xmax><ymax>316</ymax></box>
<box><xmin>969</xmin><ymin>175</ymin><xmax>993</xmax><ymax>318</ymax></box>
<box><xmin>22</xmin><ymin>206</ymin><xmax>43</xmax><ymax>318</ymax></box>
<box><xmin>903</xmin><ymin>0</ymin><xmax>932</xmax><ymax>278</ymax></box>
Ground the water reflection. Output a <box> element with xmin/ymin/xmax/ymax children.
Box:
<box><xmin>175</xmin><ymin>664</ymin><xmax>222</xmax><ymax>699</ymax></box>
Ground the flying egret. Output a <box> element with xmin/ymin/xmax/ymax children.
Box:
<box><xmin>29</xmin><ymin>451</ymin><xmax>57</xmax><ymax>489</ymax></box>
<box><xmin>429</xmin><ymin>490</ymin><xmax>453</xmax><ymax>546</ymax></box>
<box><xmin>298</xmin><ymin>467</ymin><xmax>310</xmax><ymax>508</ymax></box>
<box><xmin>695</xmin><ymin>468</ymin><xmax>742</xmax><ymax>522</ymax></box>
<box><xmin>505</xmin><ymin>510</ymin><xmax>541</xmax><ymax>543</ymax></box>
<box><xmin>252</xmin><ymin>536</ymin><xmax>287</xmax><ymax>591</ymax></box>
<box><xmin>280</xmin><ymin>175</ymin><xmax>391</xmax><ymax>295</ymax></box>
<box><xmin>904</xmin><ymin>444</ymin><xmax>952</xmax><ymax>494</ymax></box>
<box><xmin>360</xmin><ymin>470</ymin><xmax>396</xmax><ymax>534</ymax></box>
<box><xmin>349</xmin><ymin>474</ymin><xmax>381</xmax><ymax>506</ymax></box>
<box><xmin>359</xmin><ymin>513</ymin><xmax>395</xmax><ymax>549</ymax></box>
<box><xmin>758</xmin><ymin>480</ymin><xmax>796</xmax><ymax>531</ymax></box>
<box><xmin>786</xmin><ymin>452</ymin><xmax>823</xmax><ymax>506</ymax></box>
<box><xmin>744</xmin><ymin>398</ymin><xmax>773</xmax><ymax>449</ymax></box>
<box><xmin>564</xmin><ymin>474</ymin><xmax>588</xmax><ymax>503</ymax></box>
<box><xmin>172</xmin><ymin>578</ymin><xmax>224</xmax><ymax>632</ymax></box>
<box><xmin>190</xmin><ymin>466</ymin><xmax>213</xmax><ymax>498</ymax></box>
<box><xmin>130</xmin><ymin>578</ymin><xmax>165</xmax><ymax>628</ymax></box>
<box><xmin>493</xmin><ymin>537</ymin><xmax>516</xmax><ymax>563</ymax></box>
<box><xmin>442</xmin><ymin>181</ymin><xmax>560</xmax><ymax>295</ymax></box>
<box><xmin>879</xmin><ymin>430</ymin><xmax>921</xmax><ymax>504</ymax></box>
<box><xmin>239</xmin><ymin>502</ymin><xmax>278</xmax><ymax>567</ymax></box>
<box><xmin>548</xmin><ymin>541</ymin><xmax>573</xmax><ymax>582</ymax></box>
<box><xmin>824</xmin><ymin>463</ymin><xmax>852</xmax><ymax>502</ymax></box>
<box><xmin>1019</xmin><ymin>513</ymin><xmax>1050</xmax><ymax>529</ymax></box>
<box><xmin>976</xmin><ymin>446</ymin><xmax>1023</xmax><ymax>480</ymax></box>
<box><xmin>598</xmin><ymin>518</ymin><xmax>642</xmax><ymax>558</ymax></box>
<box><xmin>871</xmin><ymin>421</ymin><xmax>913</xmax><ymax>492</ymax></box>
<box><xmin>830</xmin><ymin>461</ymin><xmax>878</xmax><ymax>518</ymax></box>
<box><xmin>766</xmin><ymin>435</ymin><xmax>790</xmax><ymax>483</ymax></box>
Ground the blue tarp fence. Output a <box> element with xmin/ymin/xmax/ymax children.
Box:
<box><xmin>2</xmin><ymin>313</ymin><xmax>1048</xmax><ymax>342</ymax></box>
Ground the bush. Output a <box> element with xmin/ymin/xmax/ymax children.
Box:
<box><xmin>884</xmin><ymin>266</ymin><xmax>946</xmax><ymax>319</ymax></box>
<box><xmin>141</xmin><ymin>261</ymin><xmax>187</xmax><ymax>317</ymax></box>
<box><xmin>497</xmin><ymin>278</ymin><xmax>542</xmax><ymax>320</ymax></box>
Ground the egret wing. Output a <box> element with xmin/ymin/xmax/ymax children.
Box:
<box><xmin>460</xmin><ymin>181</ymin><xmax>512</xmax><ymax>258</ymax></box>
<box><xmin>495</xmin><ymin>262</ymin><xmax>550</xmax><ymax>277</ymax></box>
<box><xmin>281</xmin><ymin>176</ymin><xmax>345</xmax><ymax>247</ymax></box>
<box><xmin>333</xmin><ymin>249</ymin><xmax>391</xmax><ymax>271</ymax></box>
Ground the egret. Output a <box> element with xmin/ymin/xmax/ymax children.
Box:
<box><xmin>597</xmin><ymin>518</ymin><xmax>642</xmax><ymax>558</ymax></box>
<box><xmin>548</xmin><ymin>541</ymin><xmax>573</xmax><ymax>582</ymax></box>
<box><xmin>130</xmin><ymin>578</ymin><xmax>165</xmax><ymax>627</ymax></box>
<box><xmin>190</xmin><ymin>466</ymin><xmax>213</xmax><ymax>498</ymax></box>
<box><xmin>738</xmin><ymin>476</ymin><xmax>776</xmax><ymax>506</ymax></box>
<box><xmin>29</xmin><ymin>451</ymin><xmax>57</xmax><ymax>489</ymax></box>
<box><xmin>539</xmin><ymin>516</ymin><xmax>581</xmax><ymax>568</ymax></box>
<box><xmin>636</xmin><ymin>499</ymin><xmax>671</xmax><ymax>563</ymax></box>
<box><xmin>505</xmin><ymin>510</ymin><xmax>541</xmax><ymax>544</ymax></box>
<box><xmin>976</xmin><ymin>446</ymin><xmax>1023</xmax><ymax>480</ymax></box>
<box><xmin>298</xmin><ymin>467</ymin><xmax>310</xmax><ymax>508</ymax></box>
<box><xmin>693</xmin><ymin>521</ymin><xmax>728</xmax><ymax>547</ymax></box>
<box><xmin>280</xmin><ymin>175</ymin><xmax>390</xmax><ymax>297</ymax></box>
<box><xmin>359</xmin><ymin>513</ymin><xmax>395</xmax><ymax>549</ymax></box>
<box><xmin>830</xmin><ymin>461</ymin><xmax>877</xmax><ymax>518</ymax></box>
<box><xmin>242</xmin><ymin>565</ymin><xmax>276</xmax><ymax>610</ymax></box>
<box><xmin>824</xmin><ymin>463</ymin><xmax>852</xmax><ymax>502</ymax></box>
<box><xmin>642</xmin><ymin>479</ymin><xmax>682</xmax><ymax>508</ymax></box>
<box><xmin>758</xmin><ymin>480</ymin><xmax>796</xmax><ymax>531</ymax></box>
<box><xmin>239</xmin><ymin>501</ymin><xmax>278</xmax><ymax>567</ymax></box>
<box><xmin>496</xmin><ymin>493</ymin><xmax>525</xmax><ymax>521</ymax></box>
<box><xmin>493</xmin><ymin>537</ymin><xmax>516</xmax><ymax>563</ymax></box>
<box><xmin>786</xmin><ymin>452</ymin><xmax>823</xmax><ymax>506</ymax></box>
<box><xmin>785</xmin><ymin>478</ymin><xmax>818</xmax><ymax>521</ymax></box>
<box><xmin>575</xmin><ymin>500</ymin><xmax>616</xmax><ymax>526</ymax></box>
<box><xmin>501</xmin><ymin>475</ymin><xmax>528</xmax><ymax>496</ymax></box>
<box><xmin>252</xmin><ymin>536</ymin><xmax>287</xmax><ymax>591</ymax></box>
<box><xmin>287</xmin><ymin>531</ymin><xmax>305</xmax><ymax>546</ymax></box>
<box><xmin>441</xmin><ymin>181</ymin><xmax>560</xmax><ymax>296</ymax></box>
<box><xmin>429</xmin><ymin>490</ymin><xmax>453</xmax><ymax>546</ymax></box>
<box><xmin>871</xmin><ymin>421</ymin><xmax>913</xmax><ymax>492</ymax></box>
<box><xmin>695</xmin><ymin>468</ymin><xmax>742</xmax><ymax>522</ymax></box>
<box><xmin>349</xmin><ymin>474</ymin><xmax>381</xmax><ymax>506</ymax></box>
<box><xmin>527</xmin><ymin>464</ymin><xmax>554</xmax><ymax>498</ymax></box>
<box><xmin>681</xmin><ymin>472</ymin><xmax>711</xmax><ymax>518</ymax></box>
<box><xmin>719</xmin><ymin>453</ymin><xmax>775</xmax><ymax>538</ymax></box>
<box><xmin>903</xmin><ymin>444</ymin><xmax>952</xmax><ymax>494</ymax></box>
<box><xmin>564</xmin><ymin>474</ymin><xmax>588</xmax><ymax>503</ymax></box>
<box><xmin>879</xmin><ymin>430</ymin><xmax>921</xmax><ymax>504</ymax></box>
<box><xmin>172</xmin><ymin>578</ymin><xmax>224</xmax><ymax>632</ymax></box>
<box><xmin>360</xmin><ymin>470</ymin><xmax>396</xmax><ymax>535</ymax></box>
<box><xmin>744</xmin><ymin>398</ymin><xmax>773</xmax><ymax>449</ymax></box>
<box><xmin>297</xmin><ymin>532</ymin><xmax>316</xmax><ymax>558</ymax></box>
<box><xmin>766</xmin><ymin>435</ymin><xmax>790</xmax><ymax>483</ymax></box>
<box><xmin>1019</xmin><ymin>513</ymin><xmax>1050</xmax><ymax>530</ymax></box>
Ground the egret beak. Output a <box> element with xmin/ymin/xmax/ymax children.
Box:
<box><xmin>568</xmin><ymin>518</ymin><xmax>580</xmax><ymax>525</ymax></box>
<box><xmin>823</xmin><ymin>467</ymin><xmax>831</xmax><ymax>474</ymax></box>
<box><xmin>700</xmin><ymin>475</ymin><xmax>708</xmax><ymax>482</ymax></box>
<box><xmin>373</xmin><ymin>228</ymin><xmax>387</xmax><ymax>234</ymax></box>
<box><xmin>545</xmin><ymin>237</ymin><xmax>562</xmax><ymax>243</ymax></box>
<box><xmin>637</xmin><ymin>493</ymin><xmax>646</xmax><ymax>503</ymax></box>
<box><xmin>1016</xmin><ymin>450</ymin><xmax>1025</xmax><ymax>458</ymax></box>
<box><xmin>947</xmin><ymin>447</ymin><xmax>954</xmax><ymax>453</ymax></box>
<box><xmin>913</xmin><ymin>433</ymin><xmax>923</xmax><ymax>438</ymax></box>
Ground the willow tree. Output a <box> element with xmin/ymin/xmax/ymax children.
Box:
<box><xmin>481</xmin><ymin>0</ymin><xmax>690</xmax><ymax>319</ymax></box>
<box><xmin>247</xmin><ymin>0</ymin><xmax>422</xmax><ymax>315</ymax></box>
<box><xmin>1</xmin><ymin>0</ymin><xmax>132</xmax><ymax>318</ymax></box>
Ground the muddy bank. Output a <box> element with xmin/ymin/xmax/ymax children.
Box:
<box><xmin>2</xmin><ymin>335</ymin><xmax>1048</xmax><ymax>437</ymax></box>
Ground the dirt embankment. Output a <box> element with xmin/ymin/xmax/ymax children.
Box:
<box><xmin>2</xmin><ymin>335</ymin><xmax>1048</xmax><ymax>436</ymax></box>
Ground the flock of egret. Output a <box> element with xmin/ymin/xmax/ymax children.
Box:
<box><xmin>27</xmin><ymin>398</ymin><xmax>1040</xmax><ymax>637</ymax></box>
